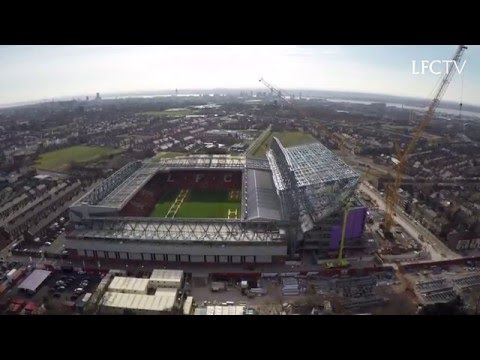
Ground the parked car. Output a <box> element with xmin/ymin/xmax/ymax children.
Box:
<box><xmin>57</xmin><ymin>286</ymin><xmax>66</xmax><ymax>292</ymax></box>
<box><xmin>74</xmin><ymin>288</ymin><xmax>85</xmax><ymax>295</ymax></box>
<box><xmin>80</xmin><ymin>280</ymin><xmax>89</xmax><ymax>287</ymax></box>
<box><xmin>44</xmin><ymin>242</ymin><xmax>52</xmax><ymax>246</ymax></box>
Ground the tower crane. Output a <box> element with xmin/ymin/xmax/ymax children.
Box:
<box><xmin>259</xmin><ymin>78</ymin><xmax>347</xmax><ymax>156</ymax></box>
<box><xmin>384</xmin><ymin>45</ymin><xmax>468</xmax><ymax>232</ymax></box>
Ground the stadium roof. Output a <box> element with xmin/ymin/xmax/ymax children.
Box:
<box><xmin>70</xmin><ymin>218</ymin><xmax>286</xmax><ymax>243</ymax></box>
<box><xmin>98</xmin><ymin>163</ymin><xmax>158</xmax><ymax>209</ymax></box>
<box><xmin>245</xmin><ymin>169</ymin><xmax>282</xmax><ymax>221</ymax></box>
<box><xmin>285</xmin><ymin>143</ymin><xmax>358</xmax><ymax>187</ymax></box>
<box><xmin>267</xmin><ymin>137</ymin><xmax>359</xmax><ymax>232</ymax></box>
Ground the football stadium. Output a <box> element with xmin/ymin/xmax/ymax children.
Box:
<box><xmin>67</xmin><ymin>137</ymin><xmax>365</xmax><ymax>265</ymax></box>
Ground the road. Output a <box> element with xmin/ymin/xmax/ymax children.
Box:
<box><xmin>358</xmin><ymin>182</ymin><xmax>460</xmax><ymax>260</ymax></box>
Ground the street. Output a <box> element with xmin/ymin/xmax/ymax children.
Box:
<box><xmin>359</xmin><ymin>182</ymin><xmax>460</xmax><ymax>260</ymax></box>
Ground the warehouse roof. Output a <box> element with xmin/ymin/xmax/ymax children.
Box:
<box><xmin>108</xmin><ymin>276</ymin><xmax>149</xmax><ymax>293</ymax></box>
<box><xmin>154</xmin><ymin>287</ymin><xmax>178</xmax><ymax>297</ymax></box>
<box><xmin>205</xmin><ymin>305</ymin><xmax>245</xmax><ymax>315</ymax></box>
<box><xmin>150</xmin><ymin>269</ymin><xmax>183</xmax><ymax>284</ymax></box>
<box><xmin>101</xmin><ymin>292</ymin><xmax>176</xmax><ymax>312</ymax></box>
<box><xmin>18</xmin><ymin>270</ymin><xmax>51</xmax><ymax>293</ymax></box>
<box><xmin>183</xmin><ymin>296</ymin><xmax>194</xmax><ymax>315</ymax></box>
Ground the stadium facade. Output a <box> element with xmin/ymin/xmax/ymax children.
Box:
<box><xmin>66</xmin><ymin>138</ymin><xmax>364</xmax><ymax>264</ymax></box>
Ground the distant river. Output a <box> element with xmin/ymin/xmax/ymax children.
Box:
<box><xmin>326</xmin><ymin>98</ymin><xmax>480</xmax><ymax>119</ymax></box>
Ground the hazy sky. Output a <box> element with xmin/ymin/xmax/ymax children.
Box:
<box><xmin>0</xmin><ymin>45</ymin><xmax>478</xmax><ymax>106</ymax></box>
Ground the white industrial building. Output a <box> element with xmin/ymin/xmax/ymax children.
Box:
<box><xmin>100</xmin><ymin>271</ymin><xmax>181</xmax><ymax>314</ymax></box>
<box><xmin>154</xmin><ymin>287</ymin><xmax>178</xmax><ymax>297</ymax></box>
<box><xmin>149</xmin><ymin>269</ymin><xmax>183</xmax><ymax>289</ymax></box>
<box><xmin>183</xmin><ymin>296</ymin><xmax>194</xmax><ymax>315</ymax></box>
<box><xmin>107</xmin><ymin>277</ymin><xmax>150</xmax><ymax>295</ymax></box>
<box><xmin>101</xmin><ymin>291</ymin><xmax>177</xmax><ymax>314</ymax></box>
<box><xmin>194</xmin><ymin>305</ymin><xmax>245</xmax><ymax>315</ymax></box>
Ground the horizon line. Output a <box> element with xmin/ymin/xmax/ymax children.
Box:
<box><xmin>1</xmin><ymin>87</ymin><xmax>478</xmax><ymax>110</ymax></box>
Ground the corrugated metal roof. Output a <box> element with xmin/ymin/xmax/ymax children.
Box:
<box><xmin>108</xmin><ymin>276</ymin><xmax>149</xmax><ymax>294</ymax></box>
<box><xmin>18</xmin><ymin>269</ymin><xmax>51</xmax><ymax>292</ymax></box>
<box><xmin>183</xmin><ymin>296</ymin><xmax>193</xmax><ymax>315</ymax></box>
<box><xmin>150</xmin><ymin>269</ymin><xmax>183</xmax><ymax>284</ymax></box>
<box><xmin>154</xmin><ymin>288</ymin><xmax>178</xmax><ymax>297</ymax></box>
<box><xmin>204</xmin><ymin>305</ymin><xmax>245</xmax><ymax>315</ymax></box>
<box><xmin>246</xmin><ymin>169</ymin><xmax>282</xmax><ymax>221</ymax></box>
<box><xmin>102</xmin><ymin>292</ymin><xmax>176</xmax><ymax>312</ymax></box>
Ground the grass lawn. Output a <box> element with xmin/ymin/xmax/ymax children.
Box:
<box><xmin>151</xmin><ymin>152</ymin><xmax>185</xmax><ymax>161</ymax></box>
<box><xmin>251</xmin><ymin>131</ymin><xmax>317</xmax><ymax>158</ymax></box>
<box><xmin>35</xmin><ymin>145</ymin><xmax>122</xmax><ymax>172</ymax></box>
<box><xmin>150</xmin><ymin>191</ymin><xmax>178</xmax><ymax>217</ymax></box>
<box><xmin>150</xmin><ymin>190</ymin><xmax>241</xmax><ymax>219</ymax></box>
<box><xmin>140</xmin><ymin>108</ymin><xmax>197</xmax><ymax>117</ymax></box>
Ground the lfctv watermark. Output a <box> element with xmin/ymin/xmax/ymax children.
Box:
<box><xmin>412</xmin><ymin>60</ymin><xmax>466</xmax><ymax>75</ymax></box>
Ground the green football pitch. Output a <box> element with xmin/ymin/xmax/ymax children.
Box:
<box><xmin>150</xmin><ymin>190</ymin><xmax>241</xmax><ymax>219</ymax></box>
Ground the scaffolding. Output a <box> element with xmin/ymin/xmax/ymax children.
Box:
<box><xmin>267</xmin><ymin>137</ymin><xmax>359</xmax><ymax>232</ymax></box>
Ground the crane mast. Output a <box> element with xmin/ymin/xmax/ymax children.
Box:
<box><xmin>384</xmin><ymin>45</ymin><xmax>468</xmax><ymax>231</ymax></box>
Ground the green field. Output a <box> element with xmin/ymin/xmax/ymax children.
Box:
<box><xmin>151</xmin><ymin>152</ymin><xmax>185</xmax><ymax>161</ymax></box>
<box><xmin>251</xmin><ymin>131</ymin><xmax>317</xmax><ymax>158</ymax></box>
<box><xmin>150</xmin><ymin>190</ymin><xmax>241</xmax><ymax>219</ymax></box>
<box><xmin>140</xmin><ymin>108</ymin><xmax>198</xmax><ymax>117</ymax></box>
<box><xmin>35</xmin><ymin>145</ymin><xmax>122</xmax><ymax>172</ymax></box>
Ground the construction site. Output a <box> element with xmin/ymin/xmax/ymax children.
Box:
<box><xmin>0</xmin><ymin>45</ymin><xmax>476</xmax><ymax>315</ymax></box>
